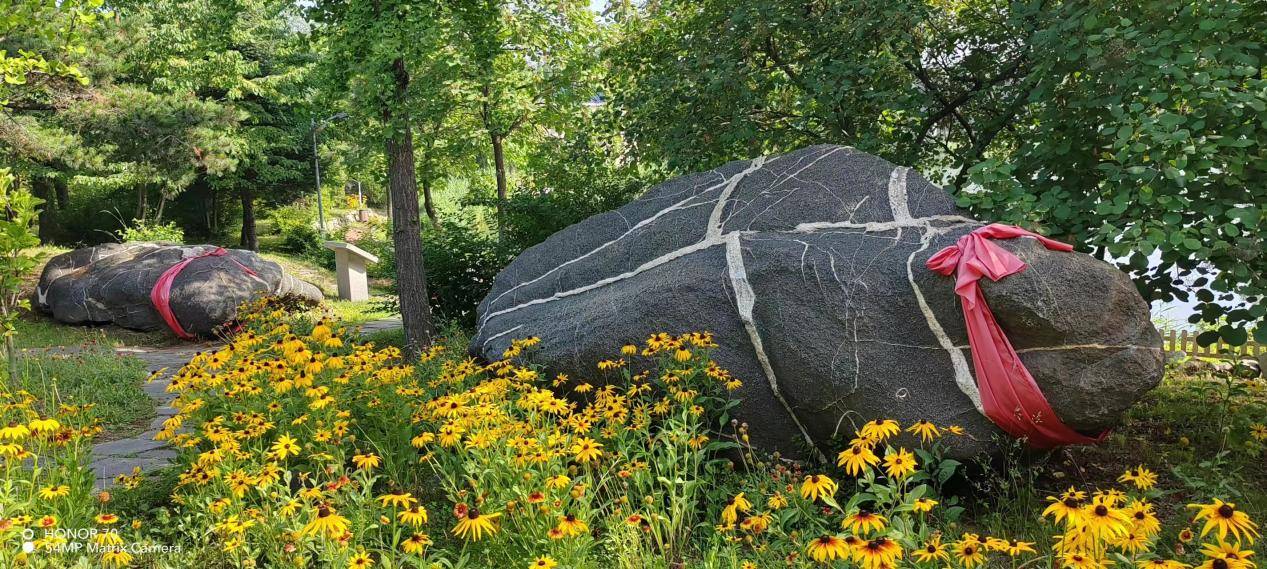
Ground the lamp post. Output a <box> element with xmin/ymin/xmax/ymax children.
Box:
<box><xmin>311</xmin><ymin>112</ymin><xmax>348</xmax><ymax>235</ymax></box>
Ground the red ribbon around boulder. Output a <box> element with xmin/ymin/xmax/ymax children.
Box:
<box><xmin>926</xmin><ymin>224</ymin><xmax>1105</xmax><ymax>448</ymax></box>
<box><xmin>150</xmin><ymin>247</ymin><xmax>258</xmax><ymax>340</ymax></box>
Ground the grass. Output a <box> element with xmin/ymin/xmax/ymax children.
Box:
<box><xmin>254</xmin><ymin>217</ymin><xmax>284</xmax><ymax>251</ymax></box>
<box><xmin>361</xmin><ymin>326</ymin><xmax>405</xmax><ymax>349</ymax></box>
<box><xmin>259</xmin><ymin>251</ymin><xmax>340</xmax><ymax>296</ymax></box>
<box><xmin>8</xmin><ymin>345</ymin><xmax>153</xmax><ymax>439</ymax></box>
<box><xmin>325</xmin><ymin>297</ymin><xmax>397</xmax><ymax>326</ymax></box>
<box><xmin>960</xmin><ymin>364</ymin><xmax>1267</xmax><ymax>543</ymax></box>
<box><xmin>13</xmin><ymin>314</ymin><xmax>174</xmax><ymax>349</ymax></box>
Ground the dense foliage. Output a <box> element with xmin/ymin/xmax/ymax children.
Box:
<box><xmin>607</xmin><ymin>0</ymin><xmax>1267</xmax><ymax>342</ymax></box>
<box><xmin>3</xmin><ymin>1</ymin><xmax>1264</xmax><ymax>337</ymax></box>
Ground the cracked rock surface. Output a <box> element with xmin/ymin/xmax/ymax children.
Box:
<box><xmin>471</xmin><ymin>145</ymin><xmax>1164</xmax><ymax>458</ymax></box>
<box><xmin>37</xmin><ymin>243</ymin><xmax>322</xmax><ymax>339</ymax></box>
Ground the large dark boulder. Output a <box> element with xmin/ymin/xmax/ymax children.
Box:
<box><xmin>37</xmin><ymin>243</ymin><xmax>322</xmax><ymax>338</ymax></box>
<box><xmin>471</xmin><ymin>145</ymin><xmax>1164</xmax><ymax>458</ymax></box>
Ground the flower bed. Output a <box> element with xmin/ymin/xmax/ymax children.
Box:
<box><xmin>0</xmin><ymin>300</ymin><xmax>1258</xmax><ymax>568</ymax></box>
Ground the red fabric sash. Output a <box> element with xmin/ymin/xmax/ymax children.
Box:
<box><xmin>150</xmin><ymin>247</ymin><xmax>257</xmax><ymax>340</ymax></box>
<box><xmin>926</xmin><ymin>224</ymin><xmax>1103</xmax><ymax>448</ymax></box>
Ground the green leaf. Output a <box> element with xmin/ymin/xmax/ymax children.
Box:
<box><xmin>1218</xmin><ymin>325</ymin><xmax>1248</xmax><ymax>346</ymax></box>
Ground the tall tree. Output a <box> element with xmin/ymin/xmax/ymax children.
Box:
<box><xmin>450</xmin><ymin>0</ymin><xmax>599</xmax><ymax>240</ymax></box>
<box><xmin>1</xmin><ymin>0</ymin><xmax>108</xmax><ymax>240</ymax></box>
<box><xmin>59</xmin><ymin>85</ymin><xmax>243</xmax><ymax>220</ymax></box>
<box><xmin>610</xmin><ymin>0</ymin><xmax>1267</xmax><ymax>342</ymax></box>
<box><xmin>961</xmin><ymin>1</ymin><xmax>1267</xmax><ymax>346</ymax></box>
<box><xmin>606</xmin><ymin>0</ymin><xmax>1041</xmax><ymax>181</ymax></box>
<box><xmin>0</xmin><ymin>0</ymin><xmax>103</xmax><ymax>111</ymax></box>
<box><xmin>110</xmin><ymin>0</ymin><xmax>314</xmax><ymax>245</ymax></box>
<box><xmin>309</xmin><ymin>0</ymin><xmax>443</xmax><ymax>356</ymax></box>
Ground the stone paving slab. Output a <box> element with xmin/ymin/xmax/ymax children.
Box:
<box><xmin>360</xmin><ymin>317</ymin><xmax>403</xmax><ymax>335</ymax></box>
<box><xmin>93</xmin><ymin>436</ymin><xmax>168</xmax><ymax>456</ymax></box>
<box><xmin>93</xmin><ymin>457</ymin><xmax>174</xmax><ymax>482</ymax></box>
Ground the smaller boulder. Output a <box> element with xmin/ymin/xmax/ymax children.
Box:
<box><xmin>1233</xmin><ymin>358</ymin><xmax>1262</xmax><ymax>379</ymax></box>
<box><xmin>1177</xmin><ymin>359</ymin><xmax>1214</xmax><ymax>375</ymax></box>
<box><xmin>37</xmin><ymin>243</ymin><xmax>322</xmax><ymax>338</ymax></box>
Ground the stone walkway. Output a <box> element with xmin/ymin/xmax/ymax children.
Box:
<box><xmin>89</xmin><ymin>318</ymin><xmax>403</xmax><ymax>488</ymax></box>
<box><xmin>90</xmin><ymin>343</ymin><xmax>210</xmax><ymax>488</ymax></box>
<box><xmin>359</xmin><ymin>317</ymin><xmax>402</xmax><ymax>336</ymax></box>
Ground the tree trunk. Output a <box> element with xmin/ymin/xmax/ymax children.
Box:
<box><xmin>385</xmin><ymin>57</ymin><xmax>437</xmax><ymax>359</ymax></box>
<box><xmin>491</xmin><ymin>130</ymin><xmax>508</xmax><ymax>241</ymax></box>
<box><xmin>209</xmin><ymin>187</ymin><xmax>219</xmax><ymax>233</ymax></box>
<box><xmin>136</xmin><ymin>185</ymin><xmax>148</xmax><ymax>220</ymax></box>
<box><xmin>418</xmin><ymin>124</ymin><xmax>441</xmax><ymax>228</ymax></box>
<box><xmin>54</xmin><ymin>177</ymin><xmax>68</xmax><ymax>210</ymax></box>
<box><xmin>240</xmin><ymin>185</ymin><xmax>258</xmax><ymax>251</ymax></box>
<box><xmin>34</xmin><ymin>177</ymin><xmax>55</xmax><ymax>243</ymax></box>
<box><xmin>421</xmin><ymin>168</ymin><xmax>439</xmax><ymax>228</ymax></box>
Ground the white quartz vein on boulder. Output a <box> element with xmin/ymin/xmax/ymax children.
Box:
<box><xmin>479</xmin><ymin>160</ymin><xmax>758</xmax><ymax>328</ymax></box>
<box><xmin>725</xmin><ymin>233</ymin><xmax>826</xmax><ymax>461</ymax></box>
<box><xmin>478</xmin><ymin>157</ymin><xmax>989</xmax><ymax>420</ymax></box>
<box><xmin>905</xmin><ymin>226</ymin><xmax>983</xmax><ymax>413</ymax></box>
<box><xmin>887</xmin><ymin>166</ymin><xmax>912</xmax><ymax>222</ymax></box>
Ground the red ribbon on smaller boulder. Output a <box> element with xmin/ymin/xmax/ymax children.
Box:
<box><xmin>926</xmin><ymin>224</ymin><xmax>1105</xmax><ymax>448</ymax></box>
<box><xmin>150</xmin><ymin>247</ymin><xmax>257</xmax><ymax>340</ymax></box>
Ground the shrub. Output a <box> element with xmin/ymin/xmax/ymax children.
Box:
<box><xmin>0</xmin><ymin>169</ymin><xmax>43</xmax><ymax>383</ymax></box>
<box><xmin>337</xmin><ymin>216</ymin><xmax>514</xmax><ymax>326</ymax></box>
<box><xmin>269</xmin><ymin>201</ymin><xmax>322</xmax><ymax>256</ymax></box>
<box><xmin>421</xmin><ymin>220</ymin><xmax>514</xmax><ymax>325</ymax></box>
<box><xmin>497</xmin><ymin>131</ymin><xmax>651</xmax><ymax>253</ymax></box>
<box><xmin>116</xmin><ymin>218</ymin><xmax>185</xmax><ymax>243</ymax></box>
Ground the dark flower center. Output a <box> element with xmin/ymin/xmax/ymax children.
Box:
<box><xmin>1217</xmin><ymin>505</ymin><xmax>1235</xmax><ymax>518</ymax></box>
<box><xmin>1094</xmin><ymin>505</ymin><xmax>1109</xmax><ymax>516</ymax></box>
